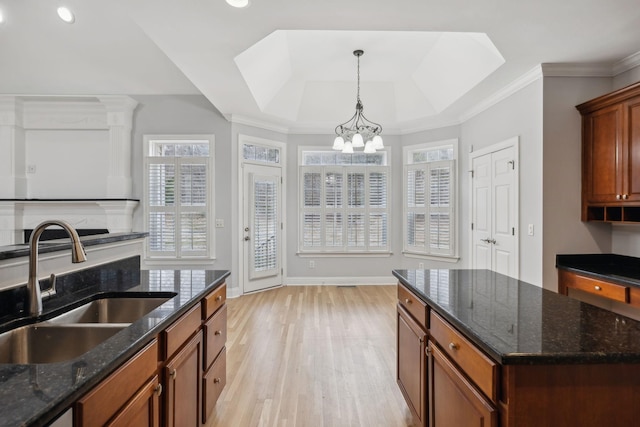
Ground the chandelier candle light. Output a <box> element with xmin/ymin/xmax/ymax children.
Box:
<box><xmin>332</xmin><ymin>49</ymin><xmax>384</xmax><ymax>154</ymax></box>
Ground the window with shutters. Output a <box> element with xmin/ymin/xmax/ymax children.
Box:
<box><xmin>299</xmin><ymin>150</ymin><xmax>390</xmax><ymax>254</ymax></box>
<box><xmin>404</xmin><ymin>140</ymin><xmax>457</xmax><ymax>259</ymax></box>
<box><xmin>144</xmin><ymin>135</ymin><xmax>215</xmax><ymax>260</ymax></box>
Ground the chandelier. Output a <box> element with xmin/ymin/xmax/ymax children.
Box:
<box><xmin>332</xmin><ymin>49</ymin><xmax>384</xmax><ymax>154</ymax></box>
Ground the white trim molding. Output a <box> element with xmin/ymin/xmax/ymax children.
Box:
<box><xmin>286</xmin><ymin>276</ymin><xmax>396</xmax><ymax>286</ymax></box>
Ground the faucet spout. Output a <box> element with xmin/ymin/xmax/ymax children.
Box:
<box><xmin>27</xmin><ymin>220</ymin><xmax>87</xmax><ymax>316</ymax></box>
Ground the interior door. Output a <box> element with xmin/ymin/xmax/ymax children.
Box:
<box><xmin>471</xmin><ymin>144</ymin><xmax>518</xmax><ymax>278</ymax></box>
<box><xmin>242</xmin><ymin>163</ymin><xmax>282</xmax><ymax>293</ymax></box>
<box><xmin>471</xmin><ymin>153</ymin><xmax>492</xmax><ymax>271</ymax></box>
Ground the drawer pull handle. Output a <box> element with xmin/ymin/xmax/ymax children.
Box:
<box><xmin>215</xmin><ymin>330</ymin><xmax>222</xmax><ymax>336</ymax></box>
<box><xmin>214</xmin><ymin>378</ymin><xmax>221</xmax><ymax>384</ymax></box>
<box><xmin>595</xmin><ymin>285</ymin><xmax>602</xmax><ymax>291</ymax></box>
<box><xmin>154</xmin><ymin>384</ymin><xmax>163</xmax><ymax>396</ymax></box>
<box><xmin>170</xmin><ymin>369</ymin><xmax>177</xmax><ymax>380</ymax></box>
<box><xmin>216</xmin><ymin>295</ymin><xmax>223</xmax><ymax>302</ymax></box>
<box><xmin>404</xmin><ymin>298</ymin><xmax>411</xmax><ymax>305</ymax></box>
<box><xmin>449</xmin><ymin>342</ymin><xmax>459</xmax><ymax>351</ymax></box>
<box><xmin>617</xmin><ymin>194</ymin><xmax>622</xmax><ymax>200</ymax></box>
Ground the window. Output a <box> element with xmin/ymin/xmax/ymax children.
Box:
<box><xmin>404</xmin><ymin>140</ymin><xmax>457</xmax><ymax>259</ymax></box>
<box><xmin>299</xmin><ymin>150</ymin><xmax>389</xmax><ymax>253</ymax></box>
<box><xmin>144</xmin><ymin>135</ymin><xmax>214</xmax><ymax>259</ymax></box>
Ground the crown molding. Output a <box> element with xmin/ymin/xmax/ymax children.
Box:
<box><xmin>613</xmin><ymin>50</ymin><xmax>640</xmax><ymax>76</ymax></box>
<box><xmin>224</xmin><ymin>114</ymin><xmax>289</xmax><ymax>134</ymax></box>
<box><xmin>540</xmin><ymin>63</ymin><xmax>613</xmax><ymax>77</ymax></box>
<box><xmin>458</xmin><ymin>65</ymin><xmax>543</xmax><ymax>123</ymax></box>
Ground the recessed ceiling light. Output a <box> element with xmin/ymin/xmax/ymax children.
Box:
<box><xmin>0</xmin><ymin>10</ymin><xmax>4</xmax><ymax>24</ymax></box>
<box><xmin>57</xmin><ymin>6</ymin><xmax>75</xmax><ymax>23</ymax></box>
<box><xmin>226</xmin><ymin>0</ymin><xmax>250</xmax><ymax>8</ymax></box>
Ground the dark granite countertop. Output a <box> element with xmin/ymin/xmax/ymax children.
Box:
<box><xmin>556</xmin><ymin>253</ymin><xmax>640</xmax><ymax>287</ymax></box>
<box><xmin>0</xmin><ymin>232</ymin><xmax>148</xmax><ymax>261</ymax></box>
<box><xmin>0</xmin><ymin>256</ymin><xmax>229</xmax><ymax>427</ymax></box>
<box><xmin>393</xmin><ymin>269</ymin><xmax>640</xmax><ymax>366</ymax></box>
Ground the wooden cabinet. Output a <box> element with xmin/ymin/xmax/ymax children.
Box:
<box><xmin>75</xmin><ymin>339</ymin><xmax>160</xmax><ymax>427</ymax></box>
<box><xmin>558</xmin><ymin>269</ymin><xmax>630</xmax><ymax>303</ymax></box>
<box><xmin>428</xmin><ymin>343</ymin><xmax>497</xmax><ymax>427</ymax></box>
<box><xmin>429</xmin><ymin>312</ymin><xmax>498</xmax><ymax>402</ymax></box>
<box><xmin>397</xmin><ymin>305</ymin><xmax>427</xmax><ymax>427</ymax></box>
<box><xmin>164</xmin><ymin>332</ymin><xmax>202</xmax><ymax>427</ymax></box>
<box><xmin>108</xmin><ymin>375</ymin><xmax>161</xmax><ymax>427</ymax></box>
<box><xmin>578</xmin><ymin>81</ymin><xmax>640</xmax><ymax>222</ymax></box>
<box><xmin>76</xmin><ymin>281</ymin><xmax>228</xmax><ymax>427</ymax></box>
<box><xmin>201</xmin><ymin>287</ymin><xmax>227</xmax><ymax>423</ymax></box>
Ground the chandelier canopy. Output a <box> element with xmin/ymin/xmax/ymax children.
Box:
<box><xmin>332</xmin><ymin>50</ymin><xmax>384</xmax><ymax>154</ymax></box>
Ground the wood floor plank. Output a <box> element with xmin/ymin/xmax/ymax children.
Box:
<box><xmin>206</xmin><ymin>285</ymin><xmax>415</xmax><ymax>427</ymax></box>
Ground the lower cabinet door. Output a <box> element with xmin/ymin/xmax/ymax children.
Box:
<box><xmin>202</xmin><ymin>347</ymin><xmax>227</xmax><ymax>423</ymax></box>
<box><xmin>397</xmin><ymin>305</ymin><xmax>427</xmax><ymax>427</ymax></box>
<box><xmin>108</xmin><ymin>375</ymin><xmax>161</xmax><ymax>427</ymax></box>
<box><xmin>428</xmin><ymin>343</ymin><xmax>497</xmax><ymax>427</ymax></box>
<box><xmin>164</xmin><ymin>332</ymin><xmax>202</xmax><ymax>427</ymax></box>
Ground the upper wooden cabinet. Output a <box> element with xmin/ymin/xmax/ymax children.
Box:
<box><xmin>577</xmin><ymin>81</ymin><xmax>640</xmax><ymax>222</ymax></box>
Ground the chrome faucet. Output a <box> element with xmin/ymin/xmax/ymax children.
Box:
<box><xmin>27</xmin><ymin>220</ymin><xmax>87</xmax><ymax>316</ymax></box>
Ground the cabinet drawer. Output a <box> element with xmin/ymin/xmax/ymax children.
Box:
<box><xmin>429</xmin><ymin>311</ymin><xmax>498</xmax><ymax>402</ymax></box>
<box><xmin>163</xmin><ymin>303</ymin><xmax>202</xmax><ymax>360</ymax></box>
<box><xmin>562</xmin><ymin>271</ymin><xmax>629</xmax><ymax>303</ymax></box>
<box><xmin>398</xmin><ymin>282</ymin><xmax>428</xmax><ymax>328</ymax></box>
<box><xmin>203</xmin><ymin>282</ymin><xmax>227</xmax><ymax>319</ymax></box>
<box><xmin>202</xmin><ymin>348</ymin><xmax>226</xmax><ymax>423</ymax></box>
<box><xmin>76</xmin><ymin>339</ymin><xmax>159</xmax><ymax>427</ymax></box>
<box><xmin>204</xmin><ymin>304</ymin><xmax>227</xmax><ymax>370</ymax></box>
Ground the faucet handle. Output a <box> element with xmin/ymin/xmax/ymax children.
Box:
<box><xmin>42</xmin><ymin>273</ymin><xmax>58</xmax><ymax>299</ymax></box>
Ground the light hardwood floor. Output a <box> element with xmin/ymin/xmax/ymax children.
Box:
<box><xmin>207</xmin><ymin>285</ymin><xmax>415</xmax><ymax>427</ymax></box>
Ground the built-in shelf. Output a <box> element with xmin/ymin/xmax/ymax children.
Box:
<box><xmin>586</xmin><ymin>205</ymin><xmax>640</xmax><ymax>223</ymax></box>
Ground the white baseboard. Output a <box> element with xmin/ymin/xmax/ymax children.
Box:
<box><xmin>285</xmin><ymin>276</ymin><xmax>396</xmax><ymax>286</ymax></box>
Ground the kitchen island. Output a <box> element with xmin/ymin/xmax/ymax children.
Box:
<box><xmin>393</xmin><ymin>269</ymin><xmax>640</xmax><ymax>427</ymax></box>
<box><xmin>0</xmin><ymin>255</ymin><xmax>229</xmax><ymax>427</ymax></box>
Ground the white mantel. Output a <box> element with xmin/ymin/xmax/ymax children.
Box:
<box><xmin>0</xmin><ymin>95</ymin><xmax>139</xmax><ymax>245</ymax></box>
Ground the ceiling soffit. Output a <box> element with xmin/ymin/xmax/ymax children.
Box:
<box><xmin>234</xmin><ymin>30</ymin><xmax>505</xmax><ymax>127</ymax></box>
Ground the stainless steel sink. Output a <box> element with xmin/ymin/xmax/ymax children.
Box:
<box><xmin>0</xmin><ymin>324</ymin><xmax>126</xmax><ymax>364</ymax></box>
<box><xmin>48</xmin><ymin>296</ymin><xmax>173</xmax><ymax>324</ymax></box>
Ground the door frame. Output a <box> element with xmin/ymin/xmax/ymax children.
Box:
<box><xmin>469</xmin><ymin>136</ymin><xmax>519</xmax><ymax>277</ymax></box>
<box><xmin>236</xmin><ymin>135</ymin><xmax>287</xmax><ymax>296</ymax></box>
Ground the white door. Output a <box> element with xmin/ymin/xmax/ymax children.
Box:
<box><xmin>242</xmin><ymin>163</ymin><xmax>282</xmax><ymax>293</ymax></box>
<box><xmin>471</xmin><ymin>143</ymin><xmax>518</xmax><ymax>278</ymax></box>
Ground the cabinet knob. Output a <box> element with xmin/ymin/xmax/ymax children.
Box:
<box><xmin>404</xmin><ymin>298</ymin><xmax>411</xmax><ymax>305</ymax></box>
<box><xmin>449</xmin><ymin>342</ymin><xmax>459</xmax><ymax>351</ymax></box>
<box><xmin>624</xmin><ymin>194</ymin><xmax>629</xmax><ymax>200</ymax></box>
<box><xmin>216</xmin><ymin>295</ymin><xmax>222</xmax><ymax>302</ymax></box>
<box><xmin>617</xmin><ymin>194</ymin><xmax>622</xmax><ymax>200</ymax></box>
<box><xmin>170</xmin><ymin>369</ymin><xmax>177</xmax><ymax>380</ymax></box>
<box><xmin>214</xmin><ymin>378</ymin><xmax>221</xmax><ymax>384</ymax></box>
<box><xmin>215</xmin><ymin>330</ymin><xmax>222</xmax><ymax>336</ymax></box>
<box><xmin>154</xmin><ymin>384</ymin><xmax>163</xmax><ymax>396</ymax></box>
<box><xmin>595</xmin><ymin>285</ymin><xmax>602</xmax><ymax>291</ymax></box>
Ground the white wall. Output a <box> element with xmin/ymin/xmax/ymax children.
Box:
<box><xmin>26</xmin><ymin>130</ymin><xmax>109</xmax><ymax>198</ymax></box>
<box><xmin>460</xmin><ymin>78</ymin><xmax>544</xmax><ymax>285</ymax></box>
<box><xmin>542</xmin><ymin>77</ymin><xmax>614</xmax><ymax>290</ymax></box>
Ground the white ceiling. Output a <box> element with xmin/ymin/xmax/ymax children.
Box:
<box><xmin>1</xmin><ymin>0</ymin><xmax>639</xmax><ymax>134</ymax></box>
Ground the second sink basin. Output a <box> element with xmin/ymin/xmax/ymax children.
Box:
<box><xmin>48</xmin><ymin>296</ymin><xmax>173</xmax><ymax>324</ymax></box>
<box><xmin>0</xmin><ymin>324</ymin><xmax>126</xmax><ymax>364</ymax></box>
